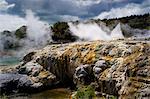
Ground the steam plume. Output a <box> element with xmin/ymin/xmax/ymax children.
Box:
<box><xmin>0</xmin><ymin>10</ymin><xmax>51</xmax><ymax>57</ymax></box>
<box><xmin>68</xmin><ymin>22</ymin><xmax>124</xmax><ymax>41</ymax></box>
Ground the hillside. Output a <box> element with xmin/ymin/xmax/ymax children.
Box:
<box><xmin>101</xmin><ymin>13</ymin><xmax>150</xmax><ymax>30</ymax></box>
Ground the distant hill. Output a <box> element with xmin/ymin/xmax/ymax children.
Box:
<box><xmin>101</xmin><ymin>13</ymin><xmax>150</xmax><ymax>30</ymax></box>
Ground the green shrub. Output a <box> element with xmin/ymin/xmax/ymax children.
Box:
<box><xmin>75</xmin><ymin>85</ymin><xmax>96</xmax><ymax>99</ymax></box>
<box><xmin>15</xmin><ymin>26</ymin><xmax>27</xmax><ymax>39</ymax></box>
<box><xmin>51</xmin><ymin>22</ymin><xmax>78</xmax><ymax>43</ymax></box>
<box><xmin>0</xmin><ymin>94</ymin><xmax>8</xmax><ymax>99</ymax></box>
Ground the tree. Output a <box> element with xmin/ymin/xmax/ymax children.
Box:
<box><xmin>51</xmin><ymin>22</ymin><xmax>78</xmax><ymax>43</ymax></box>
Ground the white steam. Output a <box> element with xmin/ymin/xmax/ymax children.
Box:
<box><xmin>69</xmin><ymin>22</ymin><xmax>124</xmax><ymax>41</ymax></box>
<box><xmin>0</xmin><ymin>10</ymin><xmax>51</xmax><ymax>57</ymax></box>
<box><xmin>0</xmin><ymin>14</ymin><xmax>26</xmax><ymax>32</ymax></box>
<box><xmin>111</xmin><ymin>23</ymin><xmax>124</xmax><ymax>39</ymax></box>
<box><xmin>25</xmin><ymin>10</ymin><xmax>51</xmax><ymax>48</ymax></box>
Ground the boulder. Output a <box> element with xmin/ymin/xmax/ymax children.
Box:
<box><xmin>23</xmin><ymin>51</ymin><xmax>36</xmax><ymax>63</ymax></box>
<box><xmin>73</xmin><ymin>64</ymin><xmax>94</xmax><ymax>85</ymax></box>
<box><xmin>18</xmin><ymin>61</ymin><xmax>43</xmax><ymax>76</ymax></box>
<box><xmin>0</xmin><ymin>71</ymin><xmax>57</xmax><ymax>94</ymax></box>
<box><xmin>0</xmin><ymin>74</ymin><xmax>33</xmax><ymax>94</ymax></box>
<box><xmin>93</xmin><ymin>60</ymin><xmax>109</xmax><ymax>78</ymax></box>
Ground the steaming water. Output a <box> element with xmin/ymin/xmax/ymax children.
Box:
<box><xmin>0</xmin><ymin>56</ymin><xmax>20</xmax><ymax>66</ymax></box>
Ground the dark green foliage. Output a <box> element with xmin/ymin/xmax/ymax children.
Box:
<box><xmin>51</xmin><ymin>22</ymin><xmax>78</xmax><ymax>43</ymax></box>
<box><xmin>15</xmin><ymin>26</ymin><xmax>27</xmax><ymax>39</ymax></box>
<box><xmin>101</xmin><ymin>13</ymin><xmax>150</xmax><ymax>30</ymax></box>
<box><xmin>75</xmin><ymin>85</ymin><xmax>96</xmax><ymax>99</ymax></box>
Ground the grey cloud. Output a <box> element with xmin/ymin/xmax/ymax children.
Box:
<box><xmin>0</xmin><ymin>0</ymin><xmax>15</xmax><ymax>12</ymax></box>
<box><xmin>5</xmin><ymin>0</ymin><xmax>150</xmax><ymax>22</ymax></box>
<box><xmin>95</xmin><ymin>0</ymin><xmax>150</xmax><ymax>19</ymax></box>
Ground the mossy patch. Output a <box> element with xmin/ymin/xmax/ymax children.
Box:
<box><xmin>73</xmin><ymin>85</ymin><xmax>96</xmax><ymax>99</ymax></box>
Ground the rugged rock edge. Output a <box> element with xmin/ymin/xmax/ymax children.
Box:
<box><xmin>1</xmin><ymin>39</ymin><xmax>150</xmax><ymax>98</ymax></box>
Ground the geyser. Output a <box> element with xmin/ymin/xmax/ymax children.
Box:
<box><xmin>68</xmin><ymin>22</ymin><xmax>124</xmax><ymax>41</ymax></box>
<box><xmin>0</xmin><ymin>10</ymin><xmax>51</xmax><ymax>57</ymax></box>
<box><xmin>110</xmin><ymin>23</ymin><xmax>124</xmax><ymax>39</ymax></box>
<box><xmin>25</xmin><ymin>10</ymin><xmax>51</xmax><ymax>48</ymax></box>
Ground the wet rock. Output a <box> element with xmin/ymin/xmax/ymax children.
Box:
<box><xmin>38</xmin><ymin>71</ymin><xmax>57</xmax><ymax>87</ymax></box>
<box><xmin>18</xmin><ymin>76</ymin><xmax>33</xmax><ymax>87</ymax></box>
<box><xmin>138</xmin><ymin>87</ymin><xmax>150</xmax><ymax>98</ymax></box>
<box><xmin>93</xmin><ymin>60</ymin><xmax>109</xmax><ymax>78</ymax></box>
<box><xmin>38</xmin><ymin>71</ymin><xmax>50</xmax><ymax>79</ymax></box>
<box><xmin>0</xmin><ymin>74</ymin><xmax>33</xmax><ymax>94</ymax></box>
<box><xmin>73</xmin><ymin>64</ymin><xmax>93</xmax><ymax>85</ymax></box>
<box><xmin>108</xmin><ymin>48</ymin><xmax>123</xmax><ymax>57</ymax></box>
<box><xmin>0</xmin><ymin>72</ymin><xmax>57</xmax><ymax>94</ymax></box>
<box><xmin>98</xmin><ymin>79</ymin><xmax>119</xmax><ymax>96</ymax></box>
<box><xmin>137</xmin><ymin>69</ymin><xmax>150</xmax><ymax>77</ymax></box>
<box><xmin>0</xmin><ymin>74</ymin><xmax>20</xmax><ymax>94</ymax></box>
<box><xmin>31</xmin><ymin>82</ymin><xmax>43</xmax><ymax>89</ymax></box>
<box><xmin>23</xmin><ymin>52</ymin><xmax>36</xmax><ymax>63</ymax></box>
<box><xmin>18</xmin><ymin>61</ymin><xmax>43</xmax><ymax>76</ymax></box>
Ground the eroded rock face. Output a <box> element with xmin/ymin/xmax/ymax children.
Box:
<box><xmin>18</xmin><ymin>61</ymin><xmax>57</xmax><ymax>90</ymax></box>
<box><xmin>18</xmin><ymin>61</ymin><xmax>43</xmax><ymax>76</ymax></box>
<box><xmin>19</xmin><ymin>40</ymin><xmax>150</xmax><ymax>98</ymax></box>
<box><xmin>73</xmin><ymin>64</ymin><xmax>94</xmax><ymax>85</ymax></box>
<box><xmin>93</xmin><ymin>60</ymin><xmax>109</xmax><ymax>78</ymax></box>
<box><xmin>1</xmin><ymin>39</ymin><xmax>150</xmax><ymax>98</ymax></box>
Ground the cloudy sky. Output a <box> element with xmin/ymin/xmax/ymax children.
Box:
<box><xmin>0</xmin><ymin>0</ymin><xmax>150</xmax><ymax>23</ymax></box>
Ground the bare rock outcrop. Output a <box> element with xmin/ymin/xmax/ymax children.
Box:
<box><xmin>1</xmin><ymin>38</ymin><xmax>150</xmax><ymax>98</ymax></box>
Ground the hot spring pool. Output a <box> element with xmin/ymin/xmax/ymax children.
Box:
<box><xmin>2</xmin><ymin>88</ymin><xmax>72</xmax><ymax>99</ymax></box>
<box><xmin>0</xmin><ymin>56</ymin><xmax>20</xmax><ymax>66</ymax></box>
